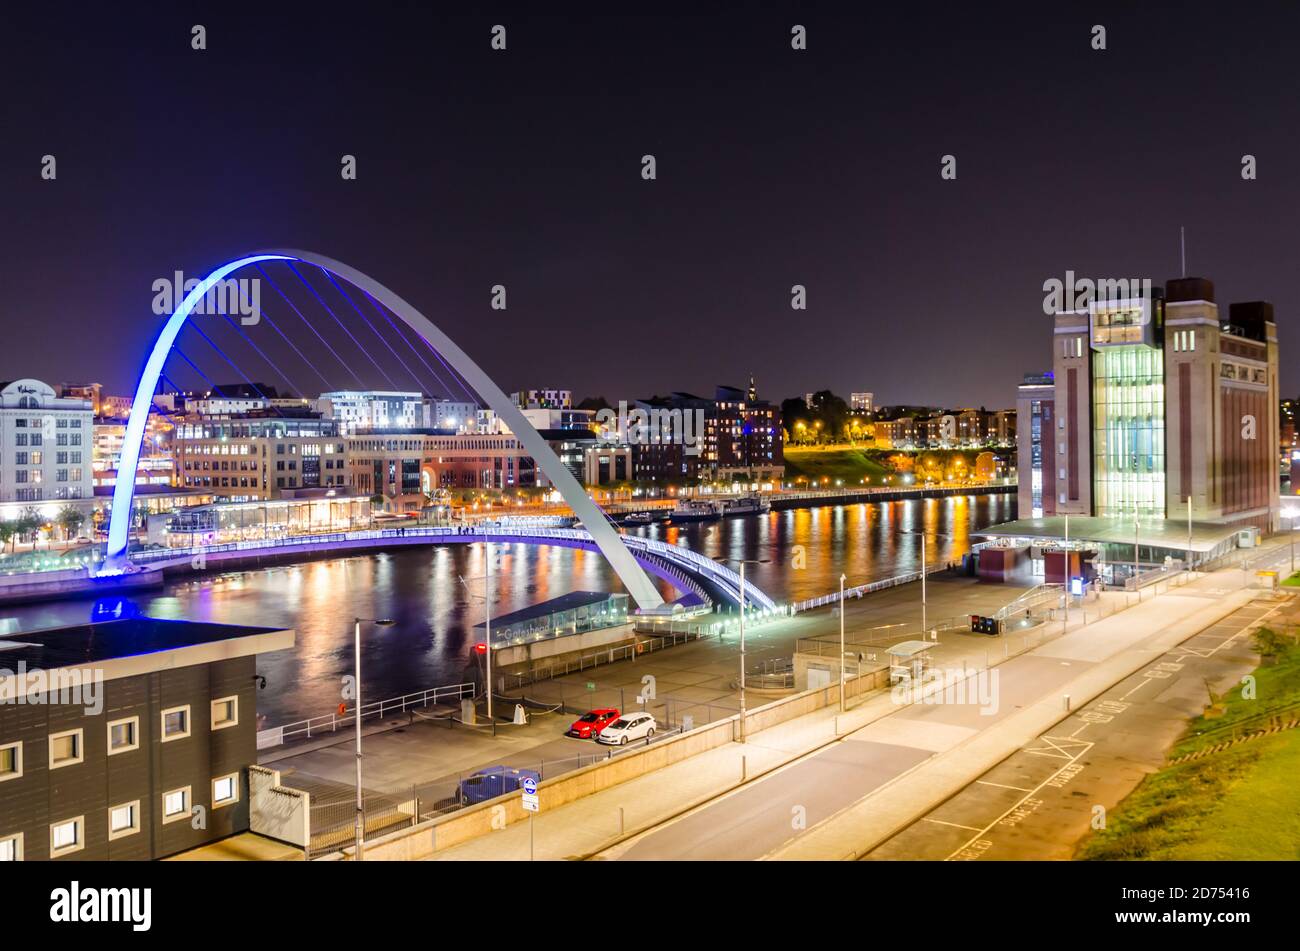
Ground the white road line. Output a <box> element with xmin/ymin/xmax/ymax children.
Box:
<box><xmin>975</xmin><ymin>780</ymin><xmax>1033</xmax><ymax>793</ymax></box>
<box><xmin>1121</xmin><ymin>680</ymin><xmax>1150</xmax><ymax>700</ymax></box>
<box><xmin>923</xmin><ymin>817</ymin><xmax>983</xmax><ymax>832</ymax></box>
<box><xmin>944</xmin><ymin>740</ymin><xmax>1095</xmax><ymax>861</ymax></box>
<box><xmin>1070</xmin><ymin>723</ymin><xmax>1089</xmax><ymax>737</ymax></box>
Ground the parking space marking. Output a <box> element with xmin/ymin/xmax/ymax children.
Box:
<box><xmin>944</xmin><ymin>740</ymin><xmax>1094</xmax><ymax>861</ymax></box>
<box><xmin>975</xmin><ymin>780</ymin><xmax>1032</xmax><ymax>793</ymax></box>
<box><xmin>922</xmin><ymin>817</ymin><xmax>983</xmax><ymax>832</ymax></box>
<box><xmin>1023</xmin><ymin>735</ymin><xmax>1090</xmax><ymax>760</ymax></box>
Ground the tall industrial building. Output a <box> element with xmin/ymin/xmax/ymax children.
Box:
<box><xmin>1017</xmin><ymin>277</ymin><xmax>1279</xmax><ymax>538</ymax></box>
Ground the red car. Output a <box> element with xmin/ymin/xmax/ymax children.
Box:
<box><xmin>568</xmin><ymin>708</ymin><xmax>620</xmax><ymax>739</ymax></box>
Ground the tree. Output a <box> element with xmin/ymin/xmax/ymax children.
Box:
<box><xmin>0</xmin><ymin>521</ymin><xmax>16</xmax><ymax>553</ymax></box>
<box><xmin>56</xmin><ymin>506</ymin><xmax>85</xmax><ymax>541</ymax></box>
<box><xmin>16</xmin><ymin>507</ymin><xmax>43</xmax><ymax>542</ymax></box>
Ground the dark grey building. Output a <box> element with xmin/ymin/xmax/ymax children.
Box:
<box><xmin>0</xmin><ymin>617</ymin><xmax>293</xmax><ymax>861</ymax></box>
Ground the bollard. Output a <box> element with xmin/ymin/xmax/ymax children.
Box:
<box><xmin>619</xmin><ymin>806</ymin><xmax>625</xmax><ymax>836</ymax></box>
<box><xmin>741</xmin><ymin>754</ymin><xmax>747</xmax><ymax>783</ymax></box>
<box><xmin>1063</xmin><ymin>694</ymin><xmax>1071</xmax><ymax>711</ymax></box>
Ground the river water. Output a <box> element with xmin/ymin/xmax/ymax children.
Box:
<box><xmin>0</xmin><ymin>494</ymin><xmax>1014</xmax><ymax>724</ymax></box>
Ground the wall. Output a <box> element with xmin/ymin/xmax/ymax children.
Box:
<box><xmin>0</xmin><ymin>655</ymin><xmax>256</xmax><ymax>860</ymax></box>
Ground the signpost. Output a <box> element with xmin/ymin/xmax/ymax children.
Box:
<box><xmin>521</xmin><ymin>777</ymin><xmax>539</xmax><ymax>860</ymax></box>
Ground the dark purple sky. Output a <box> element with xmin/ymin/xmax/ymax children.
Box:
<box><xmin>3</xmin><ymin>2</ymin><xmax>1298</xmax><ymax>409</ymax></box>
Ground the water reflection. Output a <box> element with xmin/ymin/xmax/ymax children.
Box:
<box><xmin>0</xmin><ymin>495</ymin><xmax>1012</xmax><ymax>723</ymax></box>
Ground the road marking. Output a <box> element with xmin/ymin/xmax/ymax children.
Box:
<box><xmin>975</xmin><ymin>780</ymin><xmax>1033</xmax><ymax>792</ymax></box>
<box><xmin>922</xmin><ymin>817</ymin><xmax>983</xmax><ymax>832</ymax></box>
<box><xmin>944</xmin><ymin>740</ymin><xmax>1095</xmax><ymax>861</ymax></box>
<box><xmin>1023</xmin><ymin>735</ymin><xmax>1090</xmax><ymax>759</ymax></box>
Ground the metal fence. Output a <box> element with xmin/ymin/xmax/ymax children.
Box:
<box><xmin>791</xmin><ymin>564</ymin><xmax>951</xmax><ymax>614</ymax></box>
<box><xmin>257</xmin><ymin>681</ymin><xmax>475</xmax><ymax>750</ymax></box>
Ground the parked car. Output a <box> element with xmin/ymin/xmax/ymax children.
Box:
<box><xmin>596</xmin><ymin>711</ymin><xmax>656</xmax><ymax>745</ymax></box>
<box><xmin>567</xmin><ymin>707</ymin><xmax>620</xmax><ymax>739</ymax></box>
<box><xmin>456</xmin><ymin>766</ymin><xmax>541</xmax><ymax>806</ymax></box>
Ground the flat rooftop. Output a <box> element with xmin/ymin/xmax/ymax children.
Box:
<box><xmin>474</xmin><ymin>590</ymin><xmax>622</xmax><ymax>629</ymax></box>
<box><xmin>0</xmin><ymin>618</ymin><xmax>294</xmax><ymax>698</ymax></box>
<box><xmin>978</xmin><ymin>516</ymin><xmax>1242</xmax><ymax>553</ymax></box>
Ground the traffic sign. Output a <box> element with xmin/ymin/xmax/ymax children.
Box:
<box><xmin>521</xmin><ymin>793</ymin><xmax>539</xmax><ymax>812</ymax></box>
<box><xmin>520</xmin><ymin>776</ymin><xmax>537</xmax><ymax>796</ymax></box>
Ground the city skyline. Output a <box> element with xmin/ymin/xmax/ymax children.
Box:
<box><xmin>6</xmin><ymin>6</ymin><xmax>1300</xmax><ymax>406</ymax></box>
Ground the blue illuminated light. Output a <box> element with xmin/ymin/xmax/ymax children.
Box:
<box><xmin>104</xmin><ymin>254</ymin><xmax>291</xmax><ymax>568</ymax></box>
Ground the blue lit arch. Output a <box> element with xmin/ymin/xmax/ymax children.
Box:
<box><xmin>104</xmin><ymin>250</ymin><xmax>666</xmax><ymax>611</ymax></box>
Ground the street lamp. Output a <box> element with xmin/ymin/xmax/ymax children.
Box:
<box><xmin>460</xmin><ymin>527</ymin><xmax>498</xmax><ymax>722</ymax></box>
<box><xmin>897</xmin><ymin>527</ymin><xmax>955</xmax><ymax>640</ymax></box>
<box><xmin>839</xmin><ymin>573</ymin><xmax>847</xmax><ymax>712</ymax></box>
<box><xmin>714</xmin><ymin>556</ymin><xmax>770</xmax><ymax>743</ymax></box>
<box><xmin>353</xmin><ymin>615</ymin><xmax>395</xmax><ymax>861</ymax></box>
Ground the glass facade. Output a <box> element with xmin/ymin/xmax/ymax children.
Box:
<box><xmin>1092</xmin><ymin>345</ymin><xmax>1165</xmax><ymax>518</ymax></box>
<box><xmin>1029</xmin><ymin>399</ymin><xmax>1044</xmax><ymax>517</ymax></box>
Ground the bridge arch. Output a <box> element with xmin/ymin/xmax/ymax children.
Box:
<box><xmin>104</xmin><ymin>250</ymin><xmax>666</xmax><ymax>610</ymax></box>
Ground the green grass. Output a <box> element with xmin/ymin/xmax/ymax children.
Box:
<box><xmin>781</xmin><ymin>447</ymin><xmax>893</xmax><ymax>486</ymax></box>
<box><xmin>1283</xmin><ymin>572</ymin><xmax>1300</xmax><ymax>587</ymax></box>
<box><xmin>1077</xmin><ymin>632</ymin><xmax>1300</xmax><ymax>860</ymax></box>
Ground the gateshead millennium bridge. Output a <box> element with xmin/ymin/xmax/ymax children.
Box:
<box><xmin>101</xmin><ymin>249</ymin><xmax>775</xmax><ymax>612</ymax></box>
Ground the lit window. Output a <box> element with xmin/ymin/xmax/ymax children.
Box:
<box><xmin>0</xmin><ymin>832</ymin><xmax>21</xmax><ymax>861</ymax></box>
<box><xmin>162</xmin><ymin>787</ymin><xmax>190</xmax><ymax>824</ymax></box>
<box><xmin>210</xmin><ymin>696</ymin><xmax>239</xmax><ymax>730</ymax></box>
<box><xmin>161</xmin><ymin>705</ymin><xmax>190</xmax><ymax>742</ymax></box>
<box><xmin>50</xmin><ymin>817</ymin><xmax>84</xmax><ymax>857</ymax></box>
<box><xmin>107</xmin><ymin>716</ymin><xmax>139</xmax><ymax>755</ymax></box>
<box><xmin>0</xmin><ymin>742</ymin><xmax>21</xmax><ymax>782</ymax></box>
<box><xmin>48</xmin><ymin>729</ymin><xmax>83</xmax><ymax>769</ymax></box>
<box><xmin>109</xmin><ymin>801</ymin><xmax>140</xmax><ymax>839</ymax></box>
<box><xmin>212</xmin><ymin>774</ymin><xmax>239</xmax><ymax>808</ymax></box>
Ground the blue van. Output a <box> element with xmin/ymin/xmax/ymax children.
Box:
<box><xmin>457</xmin><ymin>766</ymin><xmax>541</xmax><ymax>806</ymax></box>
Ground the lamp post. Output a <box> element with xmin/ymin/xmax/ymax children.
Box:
<box><xmin>898</xmin><ymin>527</ymin><xmax>953</xmax><ymax>641</ymax></box>
<box><xmin>839</xmin><ymin>573</ymin><xmax>847</xmax><ymax>712</ymax></box>
<box><xmin>460</xmin><ymin>534</ymin><xmax>498</xmax><ymax>723</ymax></box>
<box><xmin>353</xmin><ymin>616</ymin><xmax>395</xmax><ymax>861</ymax></box>
<box><xmin>715</xmin><ymin>556</ymin><xmax>770</xmax><ymax>743</ymax></box>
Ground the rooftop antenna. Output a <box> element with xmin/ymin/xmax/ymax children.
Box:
<box><xmin>1180</xmin><ymin>226</ymin><xmax>1186</xmax><ymax>277</ymax></box>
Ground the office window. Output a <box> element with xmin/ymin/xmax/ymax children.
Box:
<box><xmin>162</xmin><ymin>787</ymin><xmax>190</xmax><ymax>824</ymax></box>
<box><xmin>107</xmin><ymin>716</ymin><xmax>139</xmax><ymax>755</ymax></box>
<box><xmin>109</xmin><ymin>801</ymin><xmax>141</xmax><ymax>840</ymax></box>
<box><xmin>0</xmin><ymin>742</ymin><xmax>21</xmax><ymax>781</ymax></box>
<box><xmin>161</xmin><ymin>705</ymin><xmax>190</xmax><ymax>742</ymax></box>
<box><xmin>212</xmin><ymin>773</ymin><xmax>239</xmax><ymax>808</ymax></box>
<box><xmin>211</xmin><ymin>696</ymin><xmax>239</xmax><ymax>730</ymax></box>
<box><xmin>50</xmin><ymin>817</ymin><xmax>84</xmax><ymax>857</ymax></box>
<box><xmin>48</xmin><ymin>729</ymin><xmax>83</xmax><ymax>769</ymax></box>
<box><xmin>0</xmin><ymin>832</ymin><xmax>21</xmax><ymax>861</ymax></box>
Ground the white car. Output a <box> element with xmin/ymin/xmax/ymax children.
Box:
<box><xmin>596</xmin><ymin>711</ymin><xmax>656</xmax><ymax>745</ymax></box>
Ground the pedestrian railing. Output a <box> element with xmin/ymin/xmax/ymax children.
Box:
<box><xmin>257</xmin><ymin>681</ymin><xmax>475</xmax><ymax>750</ymax></box>
<box><xmin>791</xmin><ymin>563</ymin><xmax>950</xmax><ymax>614</ymax></box>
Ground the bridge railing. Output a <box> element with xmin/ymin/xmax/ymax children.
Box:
<box><xmin>130</xmin><ymin>523</ymin><xmax>779</xmax><ymax>610</ymax></box>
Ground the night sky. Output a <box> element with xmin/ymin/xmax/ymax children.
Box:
<box><xmin>4</xmin><ymin>2</ymin><xmax>1299</xmax><ymax>409</ymax></box>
